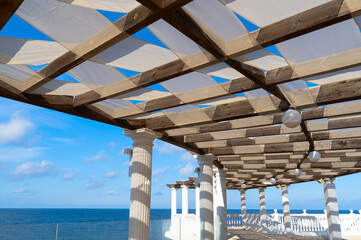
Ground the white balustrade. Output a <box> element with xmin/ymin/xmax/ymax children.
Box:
<box><xmin>227</xmin><ymin>210</ymin><xmax>361</xmax><ymax>237</ymax></box>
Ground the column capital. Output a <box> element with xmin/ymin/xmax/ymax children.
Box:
<box><xmin>196</xmin><ymin>153</ymin><xmax>217</xmax><ymax>165</ymax></box>
<box><xmin>258</xmin><ymin>187</ymin><xmax>265</xmax><ymax>191</ymax></box>
<box><xmin>323</xmin><ymin>178</ymin><xmax>335</xmax><ymax>183</ymax></box>
<box><xmin>124</xmin><ymin>128</ymin><xmax>162</xmax><ymax>145</ymax></box>
<box><xmin>280</xmin><ymin>184</ymin><xmax>289</xmax><ymax>190</ymax></box>
<box><xmin>181</xmin><ymin>184</ymin><xmax>189</xmax><ymax>189</ymax></box>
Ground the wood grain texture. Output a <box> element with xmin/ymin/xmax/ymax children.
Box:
<box><xmin>0</xmin><ymin>0</ymin><xmax>23</xmax><ymax>31</ymax></box>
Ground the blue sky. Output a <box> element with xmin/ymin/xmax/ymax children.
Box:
<box><xmin>0</xmin><ymin>97</ymin><xmax>361</xmax><ymax>211</ymax></box>
<box><xmin>0</xmin><ymin>6</ymin><xmax>360</xmax><ymax>211</ymax></box>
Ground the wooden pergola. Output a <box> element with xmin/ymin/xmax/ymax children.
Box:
<box><xmin>1</xmin><ymin>0</ymin><xmax>361</xmax><ymax>191</ymax></box>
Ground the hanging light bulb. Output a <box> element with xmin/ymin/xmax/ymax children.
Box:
<box><xmin>282</xmin><ymin>109</ymin><xmax>302</xmax><ymax>128</ymax></box>
<box><xmin>270</xmin><ymin>177</ymin><xmax>276</xmax><ymax>185</ymax></box>
<box><xmin>308</xmin><ymin>151</ymin><xmax>321</xmax><ymax>162</ymax></box>
<box><xmin>294</xmin><ymin>168</ymin><xmax>302</xmax><ymax>177</ymax></box>
<box><xmin>241</xmin><ymin>183</ymin><xmax>246</xmax><ymax>189</ymax></box>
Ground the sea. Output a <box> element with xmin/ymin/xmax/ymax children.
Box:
<box><xmin>0</xmin><ymin>209</ymin><xmax>354</xmax><ymax>240</ymax></box>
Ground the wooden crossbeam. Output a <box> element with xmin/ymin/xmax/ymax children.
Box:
<box><xmin>146</xmin><ymin>77</ymin><xmax>361</xmax><ymax>130</ymax></box>
<box><xmin>184</xmin><ymin>114</ymin><xmax>361</xmax><ymax>144</ymax></box>
<box><xmin>73</xmin><ymin>0</ymin><xmax>361</xmax><ymax>108</ymax></box>
<box><xmin>208</xmin><ymin>138</ymin><xmax>361</xmax><ymax>155</ymax></box>
<box><xmin>166</xmin><ymin>100</ymin><xmax>361</xmax><ymax>137</ymax></box>
<box><xmin>109</xmin><ymin>46</ymin><xmax>361</xmax><ymax>119</ymax></box>
<box><xmin>21</xmin><ymin>0</ymin><xmax>192</xmax><ymax>93</ymax></box>
<box><xmin>0</xmin><ymin>0</ymin><xmax>23</xmax><ymax>31</ymax></box>
<box><xmin>194</xmin><ymin>128</ymin><xmax>361</xmax><ymax>149</ymax></box>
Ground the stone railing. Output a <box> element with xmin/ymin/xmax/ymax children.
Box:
<box><xmin>227</xmin><ymin>209</ymin><xmax>361</xmax><ymax>237</ymax></box>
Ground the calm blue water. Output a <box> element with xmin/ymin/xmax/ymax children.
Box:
<box><xmin>0</xmin><ymin>209</ymin><xmax>355</xmax><ymax>240</ymax></box>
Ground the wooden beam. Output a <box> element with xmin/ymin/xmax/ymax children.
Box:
<box><xmin>105</xmin><ymin>46</ymin><xmax>361</xmax><ymax>119</ymax></box>
<box><xmin>73</xmin><ymin>0</ymin><xmax>361</xmax><ymax>108</ymax></box>
<box><xmin>146</xmin><ymin>77</ymin><xmax>361</xmax><ymax>130</ymax></box>
<box><xmin>21</xmin><ymin>0</ymin><xmax>192</xmax><ymax>93</ymax></box>
<box><xmin>0</xmin><ymin>0</ymin><xmax>23</xmax><ymax>31</ymax></box>
<box><xmin>166</xmin><ymin>100</ymin><xmax>361</xmax><ymax>137</ymax></box>
<box><xmin>208</xmin><ymin>138</ymin><xmax>361</xmax><ymax>155</ymax></box>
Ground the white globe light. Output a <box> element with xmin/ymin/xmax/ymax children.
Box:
<box><xmin>282</xmin><ymin>109</ymin><xmax>302</xmax><ymax>128</ymax></box>
<box><xmin>241</xmin><ymin>184</ymin><xmax>246</xmax><ymax>189</ymax></box>
<box><xmin>270</xmin><ymin>178</ymin><xmax>276</xmax><ymax>184</ymax></box>
<box><xmin>294</xmin><ymin>168</ymin><xmax>302</xmax><ymax>177</ymax></box>
<box><xmin>308</xmin><ymin>151</ymin><xmax>321</xmax><ymax>162</ymax></box>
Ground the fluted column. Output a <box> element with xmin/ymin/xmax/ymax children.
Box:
<box><xmin>124</xmin><ymin>128</ymin><xmax>161</xmax><ymax>240</ymax></box>
<box><xmin>171</xmin><ymin>187</ymin><xmax>177</xmax><ymax>217</ymax></box>
<box><xmin>281</xmin><ymin>185</ymin><xmax>291</xmax><ymax>232</ymax></box>
<box><xmin>181</xmin><ymin>185</ymin><xmax>189</xmax><ymax>216</ymax></box>
<box><xmin>213</xmin><ymin>168</ymin><xmax>227</xmax><ymax>240</ymax></box>
<box><xmin>323</xmin><ymin>178</ymin><xmax>342</xmax><ymax>240</ymax></box>
<box><xmin>197</xmin><ymin>154</ymin><xmax>216</xmax><ymax>240</ymax></box>
<box><xmin>259</xmin><ymin>187</ymin><xmax>267</xmax><ymax>227</ymax></box>
<box><xmin>240</xmin><ymin>190</ymin><xmax>246</xmax><ymax>219</ymax></box>
<box><xmin>195</xmin><ymin>182</ymin><xmax>200</xmax><ymax>217</ymax></box>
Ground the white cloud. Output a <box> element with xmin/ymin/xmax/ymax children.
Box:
<box><xmin>180</xmin><ymin>152</ymin><xmax>195</xmax><ymax>162</ymax></box>
<box><xmin>179</xmin><ymin>163</ymin><xmax>195</xmax><ymax>176</ymax></box>
<box><xmin>108</xmin><ymin>141</ymin><xmax>117</xmax><ymax>148</ymax></box>
<box><xmin>84</xmin><ymin>150</ymin><xmax>108</xmax><ymax>163</ymax></box>
<box><xmin>105</xmin><ymin>190</ymin><xmax>119</xmax><ymax>195</ymax></box>
<box><xmin>63</xmin><ymin>172</ymin><xmax>75</xmax><ymax>180</ymax></box>
<box><xmin>156</xmin><ymin>142</ymin><xmax>184</xmax><ymax>155</ymax></box>
<box><xmin>0</xmin><ymin>113</ymin><xmax>34</xmax><ymax>144</ymax></box>
<box><xmin>153</xmin><ymin>167</ymin><xmax>168</xmax><ymax>176</ymax></box>
<box><xmin>104</xmin><ymin>170</ymin><xmax>125</xmax><ymax>179</ymax></box>
<box><xmin>0</xmin><ymin>147</ymin><xmax>43</xmax><ymax>162</ymax></box>
<box><xmin>13</xmin><ymin>187</ymin><xmax>36</xmax><ymax>194</ymax></box>
<box><xmin>11</xmin><ymin>160</ymin><xmax>56</xmax><ymax>179</ymax></box>
<box><xmin>14</xmin><ymin>187</ymin><xmax>26</xmax><ymax>193</ymax></box>
<box><xmin>156</xmin><ymin>142</ymin><xmax>195</xmax><ymax>162</ymax></box>
<box><xmin>86</xmin><ymin>181</ymin><xmax>104</xmax><ymax>190</ymax></box>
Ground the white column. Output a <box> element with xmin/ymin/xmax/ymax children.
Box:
<box><xmin>197</xmin><ymin>154</ymin><xmax>216</xmax><ymax>240</ymax></box>
<box><xmin>259</xmin><ymin>187</ymin><xmax>267</xmax><ymax>227</ymax></box>
<box><xmin>171</xmin><ymin>187</ymin><xmax>177</xmax><ymax>217</ymax></box>
<box><xmin>124</xmin><ymin>128</ymin><xmax>161</xmax><ymax>240</ymax></box>
<box><xmin>323</xmin><ymin>178</ymin><xmax>342</xmax><ymax>240</ymax></box>
<box><xmin>195</xmin><ymin>182</ymin><xmax>200</xmax><ymax>217</ymax></box>
<box><xmin>181</xmin><ymin>185</ymin><xmax>189</xmax><ymax>216</ymax></box>
<box><xmin>213</xmin><ymin>168</ymin><xmax>227</xmax><ymax>240</ymax></box>
<box><xmin>240</xmin><ymin>190</ymin><xmax>246</xmax><ymax>219</ymax></box>
<box><xmin>281</xmin><ymin>185</ymin><xmax>291</xmax><ymax>232</ymax></box>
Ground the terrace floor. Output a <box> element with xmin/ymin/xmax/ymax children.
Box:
<box><xmin>227</xmin><ymin>229</ymin><xmax>328</xmax><ymax>240</ymax></box>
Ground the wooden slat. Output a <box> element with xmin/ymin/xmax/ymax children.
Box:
<box><xmin>184</xmin><ymin>114</ymin><xmax>361</xmax><ymax>145</ymax></box>
<box><xmin>146</xmin><ymin>77</ymin><xmax>361</xmax><ymax>130</ymax></box>
<box><xmin>0</xmin><ymin>0</ymin><xmax>23</xmax><ymax>31</ymax></box>
<box><xmin>208</xmin><ymin>138</ymin><xmax>361</xmax><ymax>155</ymax></box>
<box><xmin>21</xmin><ymin>0</ymin><xmax>192</xmax><ymax>93</ymax></box>
<box><xmin>73</xmin><ymin>0</ymin><xmax>361</xmax><ymax>108</ymax></box>
<box><xmin>108</xmin><ymin>45</ymin><xmax>361</xmax><ymax>119</ymax></box>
